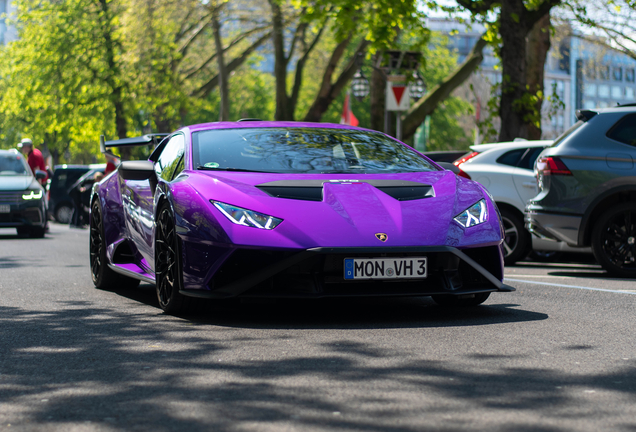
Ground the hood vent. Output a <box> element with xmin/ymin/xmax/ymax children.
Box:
<box><xmin>256</xmin><ymin>179</ymin><xmax>434</xmax><ymax>202</ymax></box>
<box><xmin>256</xmin><ymin>185</ymin><xmax>323</xmax><ymax>201</ymax></box>
<box><xmin>375</xmin><ymin>186</ymin><xmax>434</xmax><ymax>201</ymax></box>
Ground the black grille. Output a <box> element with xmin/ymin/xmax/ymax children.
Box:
<box><xmin>208</xmin><ymin>247</ymin><xmax>498</xmax><ymax>298</ymax></box>
<box><xmin>0</xmin><ymin>208</ymin><xmax>42</xmax><ymax>224</ymax></box>
<box><xmin>0</xmin><ymin>191</ymin><xmax>24</xmax><ymax>202</ymax></box>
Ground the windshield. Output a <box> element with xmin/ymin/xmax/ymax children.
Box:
<box><xmin>192</xmin><ymin>127</ymin><xmax>437</xmax><ymax>174</ymax></box>
<box><xmin>0</xmin><ymin>153</ymin><xmax>30</xmax><ymax>176</ymax></box>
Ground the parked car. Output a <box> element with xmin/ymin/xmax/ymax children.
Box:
<box><xmin>0</xmin><ymin>149</ymin><xmax>47</xmax><ymax>237</ymax></box>
<box><xmin>49</xmin><ymin>164</ymin><xmax>105</xmax><ymax>223</ymax></box>
<box><xmin>90</xmin><ymin>122</ymin><xmax>514</xmax><ymax>314</ymax></box>
<box><xmin>526</xmin><ymin>106</ymin><xmax>636</xmax><ymax>277</ymax></box>
<box><xmin>454</xmin><ymin>140</ymin><xmax>590</xmax><ymax>265</ymax></box>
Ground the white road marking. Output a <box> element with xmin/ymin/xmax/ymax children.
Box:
<box><xmin>504</xmin><ymin>278</ymin><xmax>636</xmax><ymax>295</ymax></box>
<box><xmin>506</xmin><ymin>274</ymin><xmax>604</xmax><ymax>278</ymax></box>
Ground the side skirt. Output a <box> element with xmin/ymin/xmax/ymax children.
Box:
<box><xmin>108</xmin><ymin>263</ymin><xmax>155</xmax><ymax>284</ymax></box>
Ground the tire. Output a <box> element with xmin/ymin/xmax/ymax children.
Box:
<box><xmin>500</xmin><ymin>208</ymin><xmax>531</xmax><ymax>266</ymax></box>
<box><xmin>155</xmin><ymin>201</ymin><xmax>192</xmax><ymax>313</ymax></box>
<box><xmin>89</xmin><ymin>200</ymin><xmax>140</xmax><ymax>290</ymax></box>
<box><xmin>592</xmin><ymin>203</ymin><xmax>636</xmax><ymax>278</ymax></box>
<box><xmin>431</xmin><ymin>292</ymin><xmax>491</xmax><ymax>307</ymax></box>
<box><xmin>29</xmin><ymin>226</ymin><xmax>46</xmax><ymax>238</ymax></box>
<box><xmin>16</xmin><ymin>227</ymin><xmax>30</xmax><ymax>237</ymax></box>
<box><xmin>55</xmin><ymin>204</ymin><xmax>73</xmax><ymax>224</ymax></box>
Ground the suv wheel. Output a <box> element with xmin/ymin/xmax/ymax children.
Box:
<box><xmin>500</xmin><ymin>208</ymin><xmax>530</xmax><ymax>265</ymax></box>
<box><xmin>55</xmin><ymin>204</ymin><xmax>73</xmax><ymax>224</ymax></box>
<box><xmin>592</xmin><ymin>203</ymin><xmax>636</xmax><ymax>277</ymax></box>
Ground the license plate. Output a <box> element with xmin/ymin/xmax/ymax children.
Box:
<box><xmin>0</xmin><ymin>205</ymin><xmax>9</xmax><ymax>213</ymax></box>
<box><xmin>344</xmin><ymin>257</ymin><xmax>427</xmax><ymax>280</ymax></box>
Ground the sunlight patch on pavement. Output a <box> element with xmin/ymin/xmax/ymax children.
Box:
<box><xmin>504</xmin><ymin>278</ymin><xmax>636</xmax><ymax>295</ymax></box>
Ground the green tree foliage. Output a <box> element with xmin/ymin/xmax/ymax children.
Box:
<box><xmin>0</xmin><ymin>0</ymin><xmax>128</xmax><ymax>162</ymax></box>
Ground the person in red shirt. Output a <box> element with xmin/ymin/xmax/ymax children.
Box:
<box><xmin>18</xmin><ymin>138</ymin><xmax>48</xmax><ymax>185</ymax></box>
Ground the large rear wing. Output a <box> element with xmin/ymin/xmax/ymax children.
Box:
<box><xmin>99</xmin><ymin>133</ymin><xmax>169</xmax><ymax>157</ymax></box>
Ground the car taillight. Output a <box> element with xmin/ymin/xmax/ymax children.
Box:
<box><xmin>453</xmin><ymin>151</ymin><xmax>480</xmax><ymax>167</ymax></box>
<box><xmin>458</xmin><ymin>169</ymin><xmax>471</xmax><ymax>180</ymax></box>
<box><xmin>536</xmin><ymin>156</ymin><xmax>572</xmax><ymax>176</ymax></box>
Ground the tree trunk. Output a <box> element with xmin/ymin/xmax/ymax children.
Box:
<box><xmin>97</xmin><ymin>0</ymin><xmax>130</xmax><ymax>157</ymax></box>
<box><xmin>526</xmin><ymin>13</ymin><xmax>551</xmax><ymax>140</ymax></box>
<box><xmin>211</xmin><ymin>6</ymin><xmax>230</xmax><ymax>121</ymax></box>
<box><xmin>370</xmin><ymin>53</ymin><xmax>386</xmax><ymax>132</ymax></box>
<box><xmin>193</xmin><ymin>31</ymin><xmax>271</xmax><ymax>99</ymax></box>
<box><xmin>303</xmin><ymin>40</ymin><xmax>369</xmax><ymax>122</ymax></box>
<box><xmin>269</xmin><ymin>1</ymin><xmax>290</xmax><ymax>121</ymax></box>
<box><xmin>498</xmin><ymin>0</ymin><xmax>530</xmax><ymax>142</ymax></box>
<box><xmin>401</xmin><ymin>36</ymin><xmax>488</xmax><ymax>141</ymax></box>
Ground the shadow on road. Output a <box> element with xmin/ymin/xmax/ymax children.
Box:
<box><xmin>110</xmin><ymin>283</ymin><xmax>548</xmax><ymax>330</ymax></box>
<box><xmin>0</xmin><ymin>299</ymin><xmax>633</xmax><ymax>431</ymax></box>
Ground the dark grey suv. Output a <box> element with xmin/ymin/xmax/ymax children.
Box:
<box><xmin>526</xmin><ymin>106</ymin><xmax>636</xmax><ymax>277</ymax></box>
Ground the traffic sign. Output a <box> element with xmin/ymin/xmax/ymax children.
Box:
<box><xmin>386</xmin><ymin>78</ymin><xmax>410</xmax><ymax>111</ymax></box>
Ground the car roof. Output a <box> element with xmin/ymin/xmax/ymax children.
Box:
<box><xmin>470</xmin><ymin>140</ymin><xmax>553</xmax><ymax>153</ymax></box>
<box><xmin>0</xmin><ymin>149</ymin><xmax>21</xmax><ymax>156</ymax></box>
<box><xmin>185</xmin><ymin>121</ymin><xmax>370</xmax><ymax>133</ymax></box>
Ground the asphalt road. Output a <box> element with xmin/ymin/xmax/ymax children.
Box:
<box><xmin>1</xmin><ymin>223</ymin><xmax>635</xmax><ymax>432</ymax></box>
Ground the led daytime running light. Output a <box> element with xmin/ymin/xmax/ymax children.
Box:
<box><xmin>22</xmin><ymin>190</ymin><xmax>43</xmax><ymax>200</ymax></box>
<box><xmin>212</xmin><ymin>201</ymin><xmax>283</xmax><ymax>230</ymax></box>
<box><xmin>454</xmin><ymin>199</ymin><xmax>488</xmax><ymax>228</ymax></box>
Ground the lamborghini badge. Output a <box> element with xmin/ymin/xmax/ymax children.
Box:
<box><xmin>375</xmin><ymin>233</ymin><xmax>388</xmax><ymax>242</ymax></box>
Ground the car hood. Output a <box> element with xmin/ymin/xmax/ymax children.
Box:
<box><xmin>0</xmin><ymin>175</ymin><xmax>37</xmax><ymax>191</ymax></box>
<box><xmin>175</xmin><ymin>170</ymin><xmax>502</xmax><ymax>249</ymax></box>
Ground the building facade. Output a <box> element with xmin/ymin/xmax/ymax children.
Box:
<box><xmin>0</xmin><ymin>0</ymin><xmax>16</xmax><ymax>45</ymax></box>
<box><xmin>428</xmin><ymin>18</ymin><xmax>636</xmax><ymax>141</ymax></box>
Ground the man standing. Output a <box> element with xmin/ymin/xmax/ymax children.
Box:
<box><xmin>18</xmin><ymin>138</ymin><xmax>48</xmax><ymax>185</ymax></box>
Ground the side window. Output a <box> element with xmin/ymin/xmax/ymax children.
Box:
<box><xmin>155</xmin><ymin>134</ymin><xmax>186</xmax><ymax>181</ymax></box>
<box><xmin>496</xmin><ymin>149</ymin><xmax>526</xmax><ymax>167</ymax></box>
<box><xmin>517</xmin><ymin>147</ymin><xmax>545</xmax><ymax>170</ymax></box>
<box><xmin>607</xmin><ymin>114</ymin><xmax>636</xmax><ymax>147</ymax></box>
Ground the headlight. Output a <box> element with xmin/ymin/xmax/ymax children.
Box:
<box><xmin>212</xmin><ymin>201</ymin><xmax>283</xmax><ymax>230</ymax></box>
<box><xmin>22</xmin><ymin>189</ymin><xmax>43</xmax><ymax>200</ymax></box>
<box><xmin>454</xmin><ymin>199</ymin><xmax>487</xmax><ymax>228</ymax></box>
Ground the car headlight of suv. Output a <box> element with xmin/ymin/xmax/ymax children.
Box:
<box><xmin>22</xmin><ymin>189</ymin><xmax>43</xmax><ymax>200</ymax></box>
<box><xmin>212</xmin><ymin>201</ymin><xmax>283</xmax><ymax>230</ymax></box>
<box><xmin>454</xmin><ymin>199</ymin><xmax>488</xmax><ymax>228</ymax></box>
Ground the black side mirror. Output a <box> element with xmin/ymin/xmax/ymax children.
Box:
<box><xmin>34</xmin><ymin>170</ymin><xmax>47</xmax><ymax>180</ymax></box>
<box><xmin>119</xmin><ymin>160</ymin><xmax>155</xmax><ymax>181</ymax></box>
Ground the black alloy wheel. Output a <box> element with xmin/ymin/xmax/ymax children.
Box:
<box><xmin>155</xmin><ymin>202</ymin><xmax>191</xmax><ymax>313</ymax></box>
<box><xmin>592</xmin><ymin>203</ymin><xmax>636</xmax><ymax>278</ymax></box>
<box><xmin>90</xmin><ymin>200</ymin><xmax>139</xmax><ymax>289</ymax></box>
<box><xmin>500</xmin><ymin>208</ymin><xmax>530</xmax><ymax>266</ymax></box>
<box><xmin>431</xmin><ymin>292</ymin><xmax>491</xmax><ymax>307</ymax></box>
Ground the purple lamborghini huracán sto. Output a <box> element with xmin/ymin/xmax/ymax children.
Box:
<box><xmin>89</xmin><ymin>121</ymin><xmax>513</xmax><ymax>313</ymax></box>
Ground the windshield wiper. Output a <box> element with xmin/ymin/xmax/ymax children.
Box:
<box><xmin>197</xmin><ymin>166</ymin><xmax>271</xmax><ymax>173</ymax></box>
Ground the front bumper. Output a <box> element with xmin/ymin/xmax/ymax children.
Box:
<box><xmin>525</xmin><ymin>210</ymin><xmax>582</xmax><ymax>246</ymax></box>
<box><xmin>180</xmin><ymin>244</ymin><xmax>513</xmax><ymax>299</ymax></box>
<box><xmin>0</xmin><ymin>199</ymin><xmax>46</xmax><ymax>228</ymax></box>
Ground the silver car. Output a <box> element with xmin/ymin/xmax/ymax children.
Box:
<box><xmin>455</xmin><ymin>140</ymin><xmax>589</xmax><ymax>264</ymax></box>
